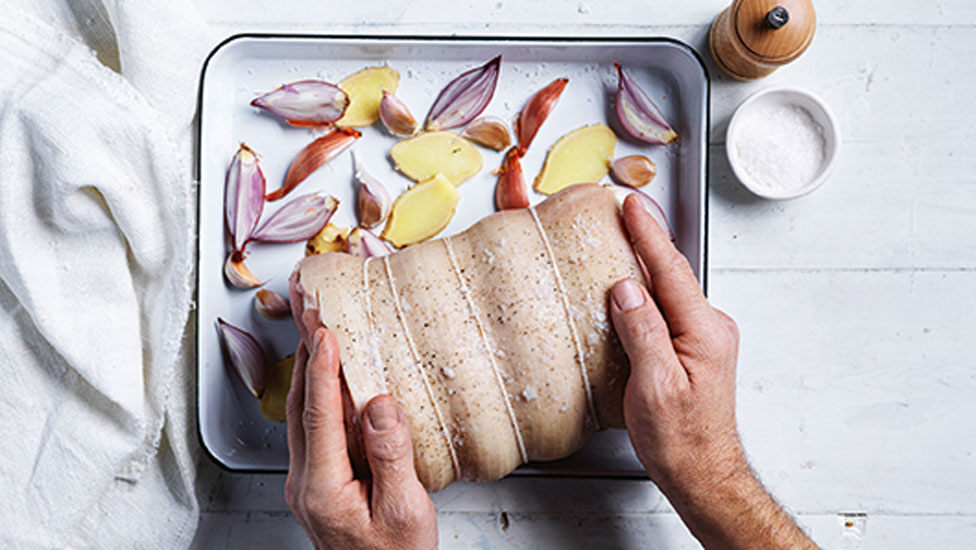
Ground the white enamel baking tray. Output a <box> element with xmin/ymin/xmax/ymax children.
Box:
<box><xmin>197</xmin><ymin>34</ymin><xmax>709</xmax><ymax>475</ymax></box>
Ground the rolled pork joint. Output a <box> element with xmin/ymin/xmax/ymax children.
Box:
<box><xmin>289</xmin><ymin>183</ymin><xmax>645</xmax><ymax>491</ymax></box>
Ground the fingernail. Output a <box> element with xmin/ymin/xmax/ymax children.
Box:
<box><xmin>367</xmin><ymin>400</ymin><xmax>398</xmax><ymax>431</ymax></box>
<box><xmin>612</xmin><ymin>279</ymin><xmax>645</xmax><ymax>311</ymax></box>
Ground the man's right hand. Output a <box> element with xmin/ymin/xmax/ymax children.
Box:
<box><xmin>610</xmin><ymin>195</ymin><xmax>746</xmax><ymax>497</ymax></box>
<box><xmin>610</xmin><ymin>195</ymin><xmax>819</xmax><ymax>550</ymax></box>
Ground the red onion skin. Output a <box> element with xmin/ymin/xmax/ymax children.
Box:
<box><xmin>251</xmin><ymin>80</ymin><xmax>349</xmax><ymax>126</ymax></box>
<box><xmin>424</xmin><ymin>55</ymin><xmax>501</xmax><ymax>131</ymax></box>
<box><xmin>495</xmin><ymin>148</ymin><xmax>530</xmax><ymax>210</ymax></box>
<box><xmin>515</xmin><ymin>78</ymin><xmax>569</xmax><ymax>154</ymax></box>
<box><xmin>271</xmin><ymin>127</ymin><xmax>360</xmax><ymax>201</ymax></box>
<box><xmin>348</xmin><ymin>227</ymin><xmax>393</xmax><ymax>258</ymax></box>
<box><xmin>252</xmin><ymin>193</ymin><xmax>338</xmax><ymax>244</ymax></box>
<box><xmin>225</xmin><ymin>143</ymin><xmax>266</xmax><ymax>254</ymax></box>
<box><xmin>215</xmin><ymin>317</ymin><xmax>267</xmax><ymax>398</ymax></box>
<box><xmin>614</xmin><ymin>63</ymin><xmax>677</xmax><ymax>145</ymax></box>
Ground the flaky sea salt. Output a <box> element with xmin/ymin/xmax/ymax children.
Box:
<box><xmin>733</xmin><ymin>102</ymin><xmax>826</xmax><ymax>191</ymax></box>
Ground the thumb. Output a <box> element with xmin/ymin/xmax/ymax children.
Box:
<box><xmin>362</xmin><ymin>395</ymin><xmax>427</xmax><ymax>516</ymax></box>
<box><xmin>610</xmin><ymin>279</ymin><xmax>683</xmax><ymax>381</ymax></box>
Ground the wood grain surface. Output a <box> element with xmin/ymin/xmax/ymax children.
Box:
<box><xmin>189</xmin><ymin>1</ymin><xmax>976</xmax><ymax>547</ymax></box>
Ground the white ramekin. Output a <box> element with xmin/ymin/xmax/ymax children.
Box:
<box><xmin>726</xmin><ymin>86</ymin><xmax>840</xmax><ymax>200</ymax></box>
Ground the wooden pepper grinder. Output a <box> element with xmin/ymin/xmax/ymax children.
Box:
<box><xmin>709</xmin><ymin>0</ymin><xmax>816</xmax><ymax>80</ymax></box>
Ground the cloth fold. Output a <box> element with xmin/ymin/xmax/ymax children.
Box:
<box><xmin>0</xmin><ymin>1</ymin><xmax>215</xmax><ymax>547</ymax></box>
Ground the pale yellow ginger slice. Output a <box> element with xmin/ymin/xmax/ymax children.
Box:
<box><xmin>390</xmin><ymin>131</ymin><xmax>482</xmax><ymax>186</ymax></box>
<box><xmin>306</xmin><ymin>223</ymin><xmax>350</xmax><ymax>256</ymax></box>
<box><xmin>533</xmin><ymin>123</ymin><xmax>617</xmax><ymax>195</ymax></box>
<box><xmin>260</xmin><ymin>355</ymin><xmax>295</xmax><ymax>422</ymax></box>
<box><xmin>381</xmin><ymin>174</ymin><xmax>460</xmax><ymax>247</ymax></box>
<box><xmin>336</xmin><ymin>66</ymin><xmax>400</xmax><ymax>127</ymax></box>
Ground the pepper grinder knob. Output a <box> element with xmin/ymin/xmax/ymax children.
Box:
<box><xmin>765</xmin><ymin>6</ymin><xmax>789</xmax><ymax>29</ymax></box>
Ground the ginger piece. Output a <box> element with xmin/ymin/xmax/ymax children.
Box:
<box><xmin>381</xmin><ymin>174</ymin><xmax>460</xmax><ymax>247</ymax></box>
<box><xmin>305</xmin><ymin>223</ymin><xmax>350</xmax><ymax>256</ymax></box>
<box><xmin>533</xmin><ymin>123</ymin><xmax>616</xmax><ymax>195</ymax></box>
<box><xmin>336</xmin><ymin>66</ymin><xmax>400</xmax><ymax>127</ymax></box>
<box><xmin>390</xmin><ymin>131</ymin><xmax>483</xmax><ymax>186</ymax></box>
<box><xmin>259</xmin><ymin>355</ymin><xmax>295</xmax><ymax>422</ymax></box>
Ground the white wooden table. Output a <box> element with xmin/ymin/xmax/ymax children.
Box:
<box><xmin>190</xmin><ymin>1</ymin><xmax>976</xmax><ymax>547</ymax></box>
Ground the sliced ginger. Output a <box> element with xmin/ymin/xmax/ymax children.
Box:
<box><xmin>533</xmin><ymin>123</ymin><xmax>617</xmax><ymax>195</ymax></box>
<box><xmin>260</xmin><ymin>354</ymin><xmax>295</xmax><ymax>422</ymax></box>
<box><xmin>306</xmin><ymin>223</ymin><xmax>350</xmax><ymax>256</ymax></box>
<box><xmin>336</xmin><ymin>66</ymin><xmax>400</xmax><ymax>127</ymax></box>
<box><xmin>390</xmin><ymin>131</ymin><xmax>482</xmax><ymax>186</ymax></box>
<box><xmin>381</xmin><ymin>174</ymin><xmax>460</xmax><ymax>247</ymax></box>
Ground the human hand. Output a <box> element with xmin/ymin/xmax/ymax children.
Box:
<box><xmin>284</xmin><ymin>327</ymin><xmax>438</xmax><ymax>550</ymax></box>
<box><xmin>610</xmin><ymin>195</ymin><xmax>747</xmax><ymax>497</ymax></box>
<box><xmin>610</xmin><ymin>196</ymin><xmax>819</xmax><ymax>549</ymax></box>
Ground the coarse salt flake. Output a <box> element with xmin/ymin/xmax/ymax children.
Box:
<box><xmin>733</xmin><ymin>101</ymin><xmax>826</xmax><ymax>192</ymax></box>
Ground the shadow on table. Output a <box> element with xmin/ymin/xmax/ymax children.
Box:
<box><xmin>708</xmin><ymin>142</ymin><xmax>765</xmax><ymax>207</ymax></box>
<box><xmin>434</xmin><ymin>474</ymin><xmax>680</xmax><ymax>549</ymax></box>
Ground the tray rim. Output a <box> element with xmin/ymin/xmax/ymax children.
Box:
<box><xmin>194</xmin><ymin>32</ymin><xmax>711</xmax><ymax>475</ymax></box>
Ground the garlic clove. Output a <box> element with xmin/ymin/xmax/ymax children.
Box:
<box><xmin>225</xmin><ymin>143</ymin><xmax>266</xmax><ymax>253</ymax></box>
<box><xmin>353</xmin><ymin>151</ymin><xmax>392</xmax><ymax>228</ymax></box>
<box><xmin>495</xmin><ymin>148</ymin><xmax>530</xmax><ymax>210</ymax></box>
<box><xmin>269</xmin><ymin>127</ymin><xmax>360</xmax><ymax>201</ymax></box>
<box><xmin>607</xmin><ymin>184</ymin><xmax>676</xmax><ymax>242</ymax></box>
<box><xmin>609</xmin><ymin>155</ymin><xmax>657</xmax><ymax>188</ymax></box>
<box><xmin>379</xmin><ymin>91</ymin><xmax>419</xmax><ymax>136</ymax></box>
<box><xmin>461</xmin><ymin>116</ymin><xmax>512</xmax><ymax>151</ymax></box>
<box><xmin>614</xmin><ymin>63</ymin><xmax>677</xmax><ymax>145</ymax></box>
<box><xmin>515</xmin><ymin>78</ymin><xmax>569</xmax><ymax>153</ymax></box>
<box><xmin>215</xmin><ymin>317</ymin><xmax>267</xmax><ymax>398</ymax></box>
<box><xmin>224</xmin><ymin>253</ymin><xmax>265</xmax><ymax>289</ymax></box>
<box><xmin>425</xmin><ymin>55</ymin><xmax>501</xmax><ymax>131</ymax></box>
<box><xmin>250</xmin><ymin>80</ymin><xmax>349</xmax><ymax>127</ymax></box>
<box><xmin>347</xmin><ymin>226</ymin><xmax>393</xmax><ymax>258</ymax></box>
<box><xmin>254</xmin><ymin>289</ymin><xmax>291</xmax><ymax>320</ymax></box>
<box><xmin>252</xmin><ymin>193</ymin><xmax>339</xmax><ymax>243</ymax></box>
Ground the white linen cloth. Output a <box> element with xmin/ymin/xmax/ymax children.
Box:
<box><xmin>0</xmin><ymin>2</ymin><xmax>215</xmax><ymax>547</ymax></box>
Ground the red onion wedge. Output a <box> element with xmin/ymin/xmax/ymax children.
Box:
<box><xmin>425</xmin><ymin>55</ymin><xmax>501</xmax><ymax>131</ymax></box>
<box><xmin>225</xmin><ymin>143</ymin><xmax>266</xmax><ymax>253</ymax></box>
<box><xmin>270</xmin><ymin>127</ymin><xmax>361</xmax><ymax>201</ymax></box>
<box><xmin>607</xmin><ymin>184</ymin><xmax>676</xmax><ymax>242</ymax></box>
<box><xmin>495</xmin><ymin>147</ymin><xmax>530</xmax><ymax>210</ymax></box>
<box><xmin>347</xmin><ymin>226</ymin><xmax>393</xmax><ymax>258</ymax></box>
<box><xmin>250</xmin><ymin>80</ymin><xmax>349</xmax><ymax>127</ymax></box>
<box><xmin>614</xmin><ymin>63</ymin><xmax>677</xmax><ymax>145</ymax></box>
<box><xmin>252</xmin><ymin>193</ymin><xmax>339</xmax><ymax>243</ymax></box>
<box><xmin>515</xmin><ymin>78</ymin><xmax>568</xmax><ymax>154</ymax></box>
<box><xmin>215</xmin><ymin>317</ymin><xmax>267</xmax><ymax>398</ymax></box>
